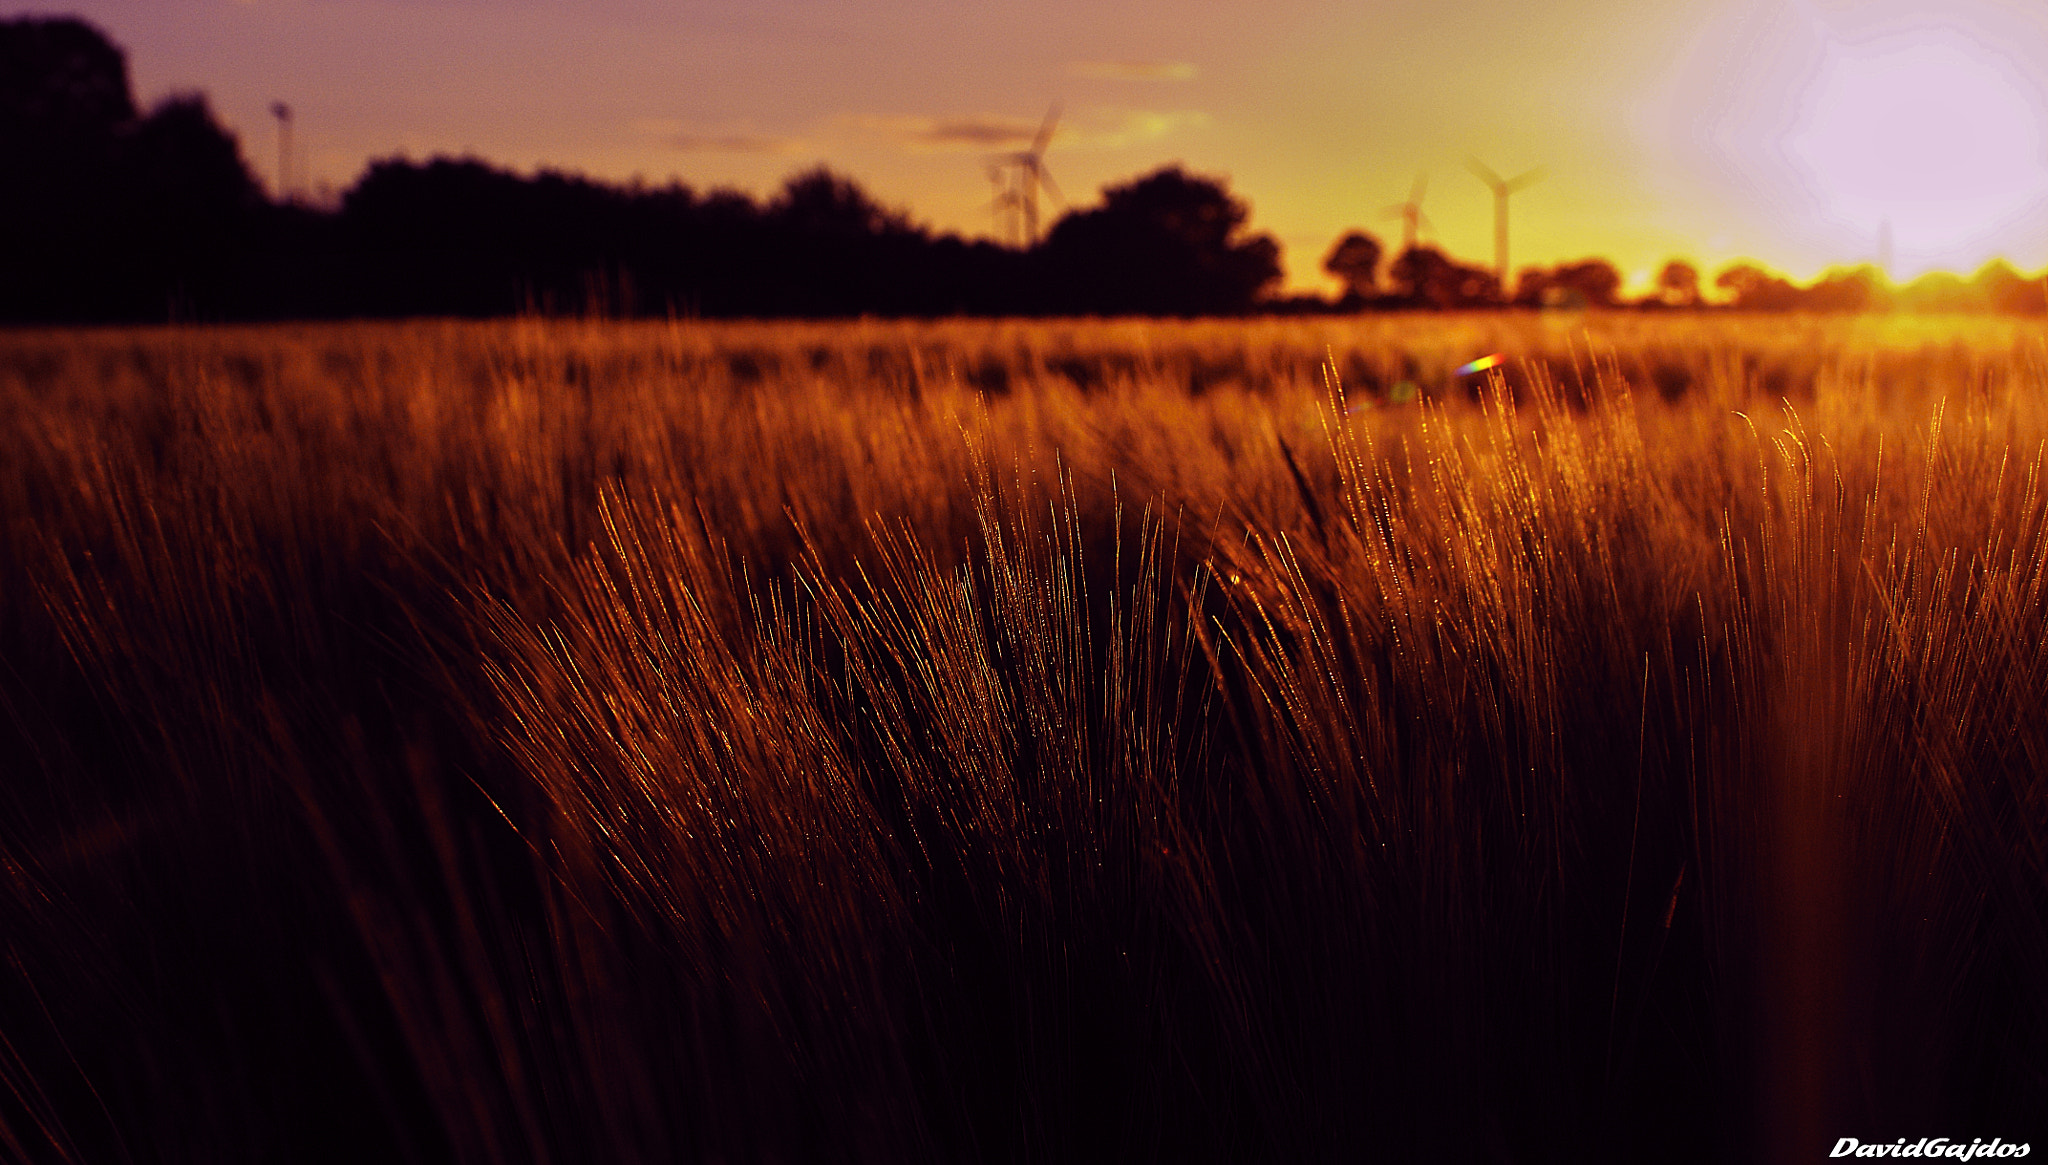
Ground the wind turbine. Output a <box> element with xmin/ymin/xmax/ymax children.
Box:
<box><xmin>989</xmin><ymin>104</ymin><xmax>1064</xmax><ymax>247</ymax></box>
<box><xmin>1465</xmin><ymin>157</ymin><xmax>1545</xmax><ymax>289</ymax></box>
<box><xmin>1381</xmin><ymin>172</ymin><xmax>1432</xmax><ymax>253</ymax></box>
<box><xmin>987</xmin><ymin>162</ymin><xmax>1011</xmax><ymax>239</ymax></box>
<box><xmin>270</xmin><ymin>101</ymin><xmax>294</xmax><ymax>204</ymax></box>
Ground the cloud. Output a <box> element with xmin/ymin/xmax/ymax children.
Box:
<box><xmin>1068</xmin><ymin>60</ymin><xmax>1199</xmax><ymax>82</ymax></box>
<box><xmin>1083</xmin><ymin>108</ymin><xmax>1210</xmax><ymax>148</ymax></box>
<box><xmin>852</xmin><ymin>114</ymin><xmax>1047</xmax><ymax>152</ymax></box>
<box><xmin>850</xmin><ymin>108</ymin><xmax>1208</xmax><ymax>153</ymax></box>
<box><xmin>668</xmin><ymin>133</ymin><xmax>807</xmax><ymax>155</ymax></box>
<box><xmin>636</xmin><ymin>120</ymin><xmax>807</xmax><ymax>155</ymax></box>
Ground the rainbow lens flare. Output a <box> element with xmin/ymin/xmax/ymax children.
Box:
<box><xmin>1455</xmin><ymin>353</ymin><xmax>1506</xmax><ymax>376</ymax></box>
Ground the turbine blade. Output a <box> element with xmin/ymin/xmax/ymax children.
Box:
<box><xmin>1465</xmin><ymin>157</ymin><xmax>1507</xmax><ymax>192</ymax></box>
<box><xmin>1410</xmin><ymin>171</ymin><xmax>1428</xmax><ymax>203</ymax></box>
<box><xmin>1505</xmin><ymin>166</ymin><xmax>1547</xmax><ymax>192</ymax></box>
<box><xmin>1031</xmin><ymin>102</ymin><xmax>1062</xmax><ymax>157</ymax></box>
<box><xmin>1038</xmin><ymin>165</ymin><xmax>1065</xmax><ymax>207</ymax></box>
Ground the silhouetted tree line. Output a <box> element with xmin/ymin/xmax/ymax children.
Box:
<box><xmin>1318</xmin><ymin>238</ymin><xmax>2048</xmax><ymax>315</ymax></box>
<box><xmin>14</xmin><ymin>17</ymin><xmax>2048</xmax><ymax>324</ymax></box>
<box><xmin>2</xmin><ymin>17</ymin><xmax>1289</xmax><ymax>323</ymax></box>
<box><xmin>1</xmin><ymin>18</ymin><xmax>266</xmax><ymax>321</ymax></box>
<box><xmin>1706</xmin><ymin>259</ymin><xmax>2048</xmax><ymax>313</ymax></box>
<box><xmin>1315</xmin><ymin>233</ymin><xmax>1642</xmax><ymax>312</ymax></box>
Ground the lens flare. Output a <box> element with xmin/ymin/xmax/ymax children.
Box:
<box><xmin>1663</xmin><ymin>1</ymin><xmax>2048</xmax><ymax>278</ymax></box>
<box><xmin>1784</xmin><ymin>27</ymin><xmax>2048</xmax><ymax>275</ymax></box>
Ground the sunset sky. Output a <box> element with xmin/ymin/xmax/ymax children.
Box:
<box><xmin>19</xmin><ymin>0</ymin><xmax>2048</xmax><ymax>295</ymax></box>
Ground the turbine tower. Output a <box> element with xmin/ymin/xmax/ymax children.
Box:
<box><xmin>989</xmin><ymin>105</ymin><xmax>1063</xmax><ymax>247</ymax></box>
<box><xmin>1466</xmin><ymin>157</ymin><xmax>1545</xmax><ymax>289</ymax></box>
<box><xmin>270</xmin><ymin>101</ymin><xmax>294</xmax><ymax>204</ymax></box>
<box><xmin>987</xmin><ymin>162</ymin><xmax>1010</xmax><ymax>239</ymax></box>
<box><xmin>1381</xmin><ymin>172</ymin><xmax>1431</xmax><ymax>253</ymax></box>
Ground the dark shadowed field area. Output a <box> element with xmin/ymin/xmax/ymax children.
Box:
<box><xmin>2</xmin><ymin>313</ymin><xmax>2044</xmax><ymax>1163</ymax></box>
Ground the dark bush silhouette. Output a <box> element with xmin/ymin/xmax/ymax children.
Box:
<box><xmin>1714</xmin><ymin>263</ymin><xmax>1803</xmax><ymax>311</ymax></box>
<box><xmin>1975</xmin><ymin>260</ymin><xmax>2048</xmax><ymax>314</ymax></box>
<box><xmin>1</xmin><ymin>17</ymin><xmax>266</xmax><ymax>321</ymax></box>
<box><xmin>1</xmin><ymin>16</ymin><xmax>138</xmax><ymax>319</ymax></box>
<box><xmin>1038</xmin><ymin>166</ymin><xmax>1282</xmax><ymax>315</ymax></box>
<box><xmin>0</xmin><ymin>20</ymin><xmax>1284</xmax><ymax>325</ymax></box>
<box><xmin>120</xmin><ymin>94</ymin><xmax>268</xmax><ymax>313</ymax></box>
<box><xmin>1701</xmin><ymin>258</ymin><xmax>2048</xmax><ymax>314</ymax></box>
<box><xmin>335</xmin><ymin>157</ymin><xmax>642</xmax><ymax>316</ymax></box>
<box><xmin>1323</xmin><ymin>231</ymin><xmax>1384</xmax><ymax>306</ymax></box>
<box><xmin>1513</xmin><ymin>258</ymin><xmax>1621</xmax><ymax>309</ymax></box>
<box><xmin>1656</xmin><ymin>259</ymin><xmax>1701</xmax><ymax>307</ymax></box>
<box><xmin>319</xmin><ymin>159</ymin><xmax>1036</xmax><ymax>319</ymax></box>
<box><xmin>14</xmin><ymin>16</ymin><xmax>2048</xmax><ymax>323</ymax></box>
<box><xmin>1387</xmin><ymin>245</ymin><xmax>1499</xmax><ymax>308</ymax></box>
<box><xmin>1798</xmin><ymin>265</ymin><xmax>1887</xmax><ymax>313</ymax></box>
<box><xmin>758</xmin><ymin>167</ymin><xmax>944</xmax><ymax>316</ymax></box>
<box><xmin>0</xmin><ymin>15</ymin><xmax>134</xmax><ymax>168</ymax></box>
<box><xmin>1561</xmin><ymin>259</ymin><xmax>1623</xmax><ymax>307</ymax></box>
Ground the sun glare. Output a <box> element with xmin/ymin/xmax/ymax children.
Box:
<box><xmin>1667</xmin><ymin>2</ymin><xmax>2048</xmax><ymax>281</ymax></box>
<box><xmin>1785</xmin><ymin>24</ymin><xmax>2048</xmax><ymax>276</ymax></box>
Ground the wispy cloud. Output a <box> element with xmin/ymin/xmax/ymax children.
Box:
<box><xmin>849</xmin><ymin>108</ymin><xmax>1208</xmax><ymax>153</ymax></box>
<box><xmin>636</xmin><ymin>118</ymin><xmax>807</xmax><ymax>155</ymax></box>
<box><xmin>1068</xmin><ymin>60</ymin><xmax>1199</xmax><ymax>82</ymax></box>
<box><xmin>852</xmin><ymin>114</ymin><xmax>1046</xmax><ymax>152</ymax></box>
<box><xmin>1084</xmin><ymin>108</ymin><xmax>1210</xmax><ymax>147</ymax></box>
<box><xmin>669</xmin><ymin>133</ymin><xmax>807</xmax><ymax>155</ymax></box>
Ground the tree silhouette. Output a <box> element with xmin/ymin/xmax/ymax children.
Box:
<box><xmin>1387</xmin><ymin>245</ymin><xmax>1498</xmax><ymax>308</ymax></box>
<box><xmin>1</xmin><ymin>17</ymin><xmax>269</xmax><ymax>320</ymax></box>
<box><xmin>761</xmin><ymin>167</ymin><xmax>934</xmax><ymax>315</ymax></box>
<box><xmin>1510</xmin><ymin>259</ymin><xmax>1619</xmax><ymax>309</ymax></box>
<box><xmin>1800</xmin><ymin>265</ymin><xmax>1886</xmax><ymax>312</ymax></box>
<box><xmin>338</xmin><ymin>157</ymin><xmax>706</xmax><ymax>316</ymax></box>
<box><xmin>1715</xmin><ymin>263</ymin><xmax>1801</xmax><ymax>310</ymax></box>
<box><xmin>1323</xmin><ymin>231</ymin><xmax>1384</xmax><ymax>306</ymax></box>
<box><xmin>1554</xmin><ymin>259</ymin><xmax>1621</xmax><ymax>307</ymax></box>
<box><xmin>1039</xmin><ymin>166</ymin><xmax>1281</xmax><ymax>315</ymax></box>
<box><xmin>1974</xmin><ymin>260</ymin><xmax>2048</xmax><ymax>314</ymax></box>
<box><xmin>770</xmin><ymin>167</ymin><xmax>911</xmax><ymax>238</ymax></box>
<box><xmin>1656</xmin><ymin>260</ymin><xmax>1700</xmax><ymax>307</ymax></box>
<box><xmin>1898</xmin><ymin>271</ymin><xmax>1975</xmax><ymax>312</ymax></box>
<box><xmin>27</xmin><ymin>17</ymin><xmax>2048</xmax><ymax>323</ymax></box>
<box><xmin>0</xmin><ymin>16</ymin><xmax>135</xmax><ymax>147</ymax></box>
<box><xmin>1</xmin><ymin>17</ymin><xmax>136</xmax><ymax>318</ymax></box>
<box><xmin>121</xmin><ymin>93</ymin><xmax>266</xmax><ymax>313</ymax></box>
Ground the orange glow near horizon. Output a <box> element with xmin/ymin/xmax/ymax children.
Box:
<box><xmin>1656</xmin><ymin>0</ymin><xmax>2048</xmax><ymax>289</ymax></box>
<box><xmin>24</xmin><ymin>0</ymin><xmax>2048</xmax><ymax>297</ymax></box>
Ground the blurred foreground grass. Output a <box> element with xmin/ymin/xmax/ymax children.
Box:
<box><xmin>2</xmin><ymin>313</ymin><xmax>2044</xmax><ymax>1163</ymax></box>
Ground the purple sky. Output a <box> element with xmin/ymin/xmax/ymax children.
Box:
<box><xmin>18</xmin><ymin>0</ymin><xmax>2048</xmax><ymax>291</ymax></box>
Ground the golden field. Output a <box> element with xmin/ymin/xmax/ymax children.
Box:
<box><xmin>2</xmin><ymin>313</ymin><xmax>2044</xmax><ymax>1162</ymax></box>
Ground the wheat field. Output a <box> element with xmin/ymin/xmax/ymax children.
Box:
<box><xmin>1</xmin><ymin>313</ymin><xmax>2043</xmax><ymax>1162</ymax></box>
